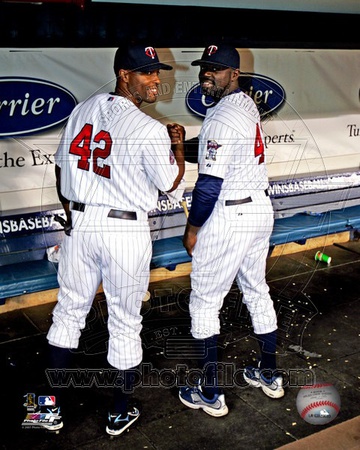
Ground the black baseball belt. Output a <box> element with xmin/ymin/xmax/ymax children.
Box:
<box><xmin>225</xmin><ymin>189</ymin><xmax>269</xmax><ymax>206</ymax></box>
<box><xmin>71</xmin><ymin>202</ymin><xmax>137</xmax><ymax>220</ymax></box>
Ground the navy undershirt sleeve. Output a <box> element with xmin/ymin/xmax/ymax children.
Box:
<box><xmin>188</xmin><ymin>174</ymin><xmax>223</xmax><ymax>227</ymax></box>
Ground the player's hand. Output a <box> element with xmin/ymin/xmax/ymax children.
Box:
<box><xmin>183</xmin><ymin>223</ymin><xmax>200</xmax><ymax>257</ymax></box>
<box><xmin>167</xmin><ymin>123</ymin><xmax>186</xmax><ymax>145</ymax></box>
<box><xmin>183</xmin><ymin>230</ymin><xmax>196</xmax><ymax>257</ymax></box>
<box><xmin>54</xmin><ymin>214</ymin><xmax>72</xmax><ymax>236</ymax></box>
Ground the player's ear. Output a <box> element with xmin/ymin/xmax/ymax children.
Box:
<box><xmin>119</xmin><ymin>69</ymin><xmax>130</xmax><ymax>81</ymax></box>
<box><xmin>231</xmin><ymin>68</ymin><xmax>240</xmax><ymax>81</ymax></box>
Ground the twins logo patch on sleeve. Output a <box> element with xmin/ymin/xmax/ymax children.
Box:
<box><xmin>205</xmin><ymin>140</ymin><xmax>221</xmax><ymax>161</ymax></box>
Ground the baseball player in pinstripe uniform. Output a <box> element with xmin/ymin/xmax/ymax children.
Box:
<box><xmin>46</xmin><ymin>43</ymin><xmax>185</xmax><ymax>435</ymax></box>
<box><xmin>177</xmin><ymin>44</ymin><xmax>284</xmax><ymax>417</ymax></box>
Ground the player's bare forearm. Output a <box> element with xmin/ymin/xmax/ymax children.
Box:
<box><xmin>167</xmin><ymin>123</ymin><xmax>185</xmax><ymax>192</ymax></box>
<box><xmin>171</xmin><ymin>142</ymin><xmax>185</xmax><ymax>189</ymax></box>
<box><xmin>62</xmin><ymin>202</ymin><xmax>71</xmax><ymax>225</ymax></box>
<box><xmin>55</xmin><ymin>164</ymin><xmax>72</xmax><ymax>233</ymax></box>
<box><xmin>183</xmin><ymin>222</ymin><xmax>201</xmax><ymax>257</ymax></box>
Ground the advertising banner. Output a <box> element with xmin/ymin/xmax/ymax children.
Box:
<box><xmin>0</xmin><ymin>47</ymin><xmax>359</xmax><ymax>216</ymax></box>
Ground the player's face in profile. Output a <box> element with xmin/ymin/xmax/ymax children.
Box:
<box><xmin>199</xmin><ymin>65</ymin><xmax>234</xmax><ymax>100</ymax></box>
<box><xmin>128</xmin><ymin>70</ymin><xmax>161</xmax><ymax>104</ymax></box>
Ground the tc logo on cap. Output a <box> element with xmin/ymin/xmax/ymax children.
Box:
<box><xmin>145</xmin><ymin>47</ymin><xmax>156</xmax><ymax>59</ymax></box>
<box><xmin>207</xmin><ymin>45</ymin><xmax>218</xmax><ymax>56</ymax></box>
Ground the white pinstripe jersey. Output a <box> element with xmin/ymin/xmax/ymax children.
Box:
<box><xmin>198</xmin><ymin>90</ymin><xmax>269</xmax><ymax>201</ymax></box>
<box><xmin>55</xmin><ymin>93</ymin><xmax>179</xmax><ymax>212</ymax></box>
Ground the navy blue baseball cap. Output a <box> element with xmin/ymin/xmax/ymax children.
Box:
<box><xmin>114</xmin><ymin>44</ymin><xmax>173</xmax><ymax>74</ymax></box>
<box><xmin>191</xmin><ymin>44</ymin><xmax>240</xmax><ymax>70</ymax></box>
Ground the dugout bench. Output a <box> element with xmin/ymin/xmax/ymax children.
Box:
<box><xmin>2</xmin><ymin>200</ymin><xmax>360</xmax><ymax>306</ymax></box>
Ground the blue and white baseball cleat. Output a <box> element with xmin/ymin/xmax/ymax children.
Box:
<box><xmin>179</xmin><ymin>386</ymin><xmax>228</xmax><ymax>417</ymax></box>
<box><xmin>106</xmin><ymin>406</ymin><xmax>141</xmax><ymax>436</ymax></box>
<box><xmin>243</xmin><ymin>365</ymin><xmax>284</xmax><ymax>399</ymax></box>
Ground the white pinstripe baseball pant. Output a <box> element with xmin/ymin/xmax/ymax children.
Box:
<box><xmin>47</xmin><ymin>205</ymin><xmax>151</xmax><ymax>370</ymax></box>
<box><xmin>189</xmin><ymin>192</ymin><xmax>277</xmax><ymax>339</ymax></box>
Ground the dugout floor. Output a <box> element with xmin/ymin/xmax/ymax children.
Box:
<box><xmin>1</xmin><ymin>238</ymin><xmax>360</xmax><ymax>450</ymax></box>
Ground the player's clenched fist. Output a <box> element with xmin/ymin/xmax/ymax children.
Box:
<box><xmin>167</xmin><ymin>123</ymin><xmax>186</xmax><ymax>145</ymax></box>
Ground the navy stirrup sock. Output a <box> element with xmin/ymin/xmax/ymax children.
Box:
<box><xmin>112</xmin><ymin>368</ymin><xmax>138</xmax><ymax>415</ymax></box>
<box><xmin>48</xmin><ymin>344</ymin><xmax>73</xmax><ymax>369</ymax></box>
<box><xmin>256</xmin><ymin>330</ymin><xmax>277</xmax><ymax>372</ymax></box>
<box><xmin>47</xmin><ymin>344</ymin><xmax>74</xmax><ymax>407</ymax></box>
<box><xmin>198</xmin><ymin>335</ymin><xmax>219</xmax><ymax>398</ymax></box>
